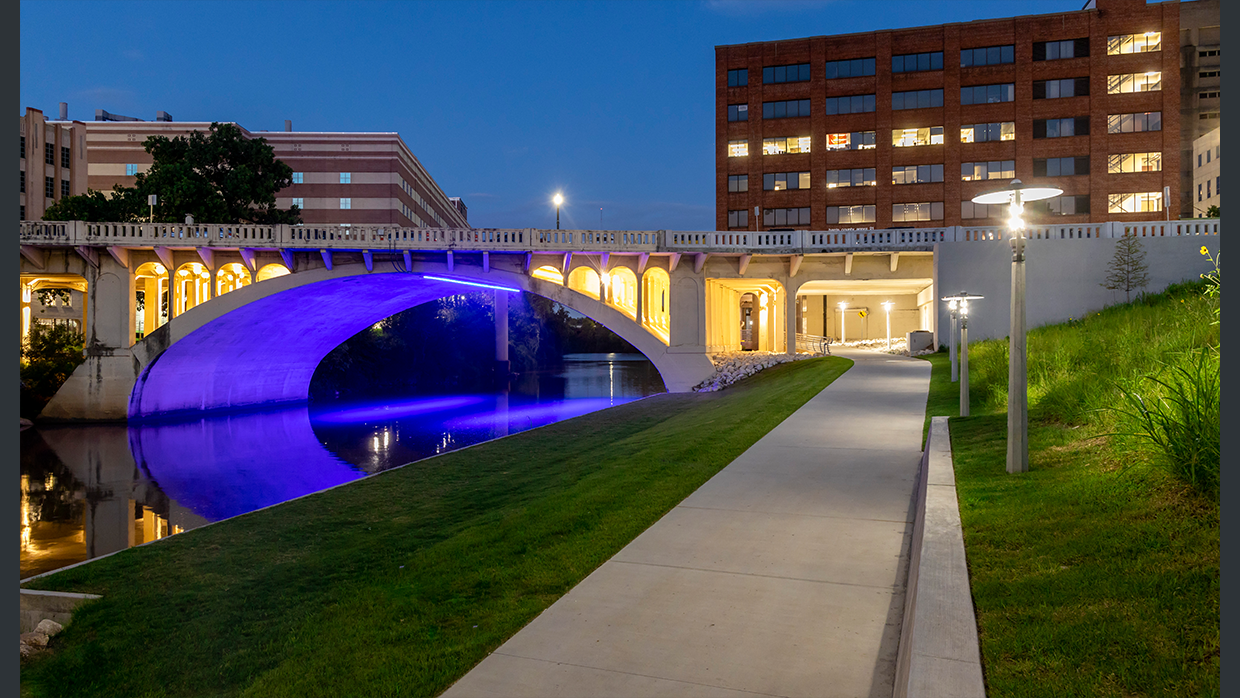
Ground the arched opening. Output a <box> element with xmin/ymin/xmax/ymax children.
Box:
<box><xmin>20</xmin><ymin>274</ymin><xmax>88</xmax><ymax>343</ymax></box>
<box><xmin>566</xmin><ymin>267</ymin><xmax>601</xmax><ymax>300</ymax></box>
<box><xmin>133</xmin><ymin>262</ymin><xmax>169</xmax><ymax>337</ymax></box>
<box><xmin>704</xmin><ymin>278</ymin><xmax>784</xmax><ymax>352</ymax></box>
<box><xmin>641</xmin><ymin>267</ymin><xmax>670</xmax><ymax>344</ymax></box>
<box><xmin>216</xmin><ymin>263</ymin><xmax>252</xmax><ymax>298</ymax></box>
<box><xmin>605</xmin><ymin>267</ymin><xmax>638</xmax><ymax>320</ymax></box>
<box><xmin>531</xmin><ymin>265</ymin><xmax>564</xmax><ymax>285</ymax></box>
<box><xmin>172</xmin><ymin>263</ymin><xmax>211</xmax><ymax>318</ymax></box>
<box><xmin>256</xmin><ymin>263</ymin><xmax>291</xmax><ymax>283</ymax></box>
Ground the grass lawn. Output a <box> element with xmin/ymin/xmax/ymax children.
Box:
<box><xmin>21</xmin><ymin>355</ymin><xmax>851</xmax><ymax>698</ymax></box>
<box><xmin>922</xmin><ymin>282</ymin><xmax>1219</xmax><ymax>697</ymax></box>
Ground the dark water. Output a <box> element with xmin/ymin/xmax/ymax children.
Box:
<box><xmin>19</xmin><ymin>353</ymin><xmax>665</xmax><ymax>579</ymax></box>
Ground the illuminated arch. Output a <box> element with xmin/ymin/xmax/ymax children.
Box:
<box><xmin>133</xmin><ymin>261</ymin><xmax>170</xmax><ymax>338</ymax></box>
<box><xmin>216</xmin><ymin>263</ymin><xmax>252</xmax><ymax>297</ymax></box>
<box><xmin>641</xmin><ymin>267</ymin><xmax>671</xmax><ymax>344</ymax></box>
<box><xmin>172</xmin><ymin>263</ymin><xmax>211</xmax><ymax>318</ymax></box>
<box><xmin>257</xmin><ymin>263</ymin><xmax>291</xmax><ymax>282</ymax></box>
<box><xmin>531</xmin><ymin>265</ymin><xmax>564</xmax><ymax>285</ymax></box>
<box><xmin>605</xmin><ymin>267</ymin><xmax>638</xmax><ymax>320</ymax></box>
<box><xmin>566</xmin><ymin>267</ymin><xmax>601</xmax><ymax>300</ymax></box>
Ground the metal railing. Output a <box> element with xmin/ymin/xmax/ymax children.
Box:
<box><xmin>18</xmin><ymin>219</ymin><xmax>1220</xmax><ymax>254</ymax></box>
<box><xmin>796</xmin><ymin>332</ymin><xmax>833</xmax><ymax>355</ymax></box>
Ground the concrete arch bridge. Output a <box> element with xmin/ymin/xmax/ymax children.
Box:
<box><xmin>18</xmin><ymin>218</ymin><xmax>1218</xmax><ymax>421</ymax></box>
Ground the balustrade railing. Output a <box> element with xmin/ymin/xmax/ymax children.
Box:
<box><xmin>18</xmin><ymin>219</ymin><xmax>1220</xmax><ymax>255</ymax></box>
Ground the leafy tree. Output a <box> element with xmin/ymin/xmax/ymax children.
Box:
<box><xmin>1206</xmin><ymin>205</ymin><xmax>1220</xmax><ymax>218</ymax></box>
<box><xmin>1102</xmin><ymin>233</ymin><xmax>1150</xmax><ymax>303</ymax></box>
<box><xmin>43</xmin><ymin>122</ymin><xmax>300</xmax><ymax>224</ymax></box>
<box><xmin>20</xmin><ymin>323</ymin><xmax>85</xmax><ymax>418</ymax></box>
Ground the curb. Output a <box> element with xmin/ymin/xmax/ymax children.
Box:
<box><xmin>893</xmin><ymin>415</ymin><xmax>986</xmax><ymax>698</ymax></box>
<box><xmin>20</xmin><ymin>589</ymin><xmax>102</xmax><ymax>633</ymax></box>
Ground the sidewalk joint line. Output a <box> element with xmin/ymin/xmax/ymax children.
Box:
<box><xmin>610</xmin><ymin>559</ymin><xmax>903</xmax><ymax>591</ymax></box>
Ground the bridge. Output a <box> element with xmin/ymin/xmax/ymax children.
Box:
<box><xmin>19</xmin><ymin>218</ymin><xmax>1218</xmax><ymax>421</ymax></box>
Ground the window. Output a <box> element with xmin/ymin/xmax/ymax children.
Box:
<box><xmin>763</xmin><ymin>63</ymin><xmax>811</xmax><ymax>84</ymax></box>
<box><xmin>1033</xmin><ymin>77</ymin><xmax>1089</xmax><ymax>99</ymax></box>
<box><xmin>825</xmin><ymin>131</ymin><xmax>875</xmax><ymax>151</ymax></box>
<box><xmin>1198</xmin><ymin>153</ymin><xmax>1203</xmax><ymax>168</ymax></box>
<box><xmin>292</xmin><ymin>172</ymin><xmax>304</xmax><ymax>183</ymax></box>
<box><xmin>728</xmin><ymin>104</ymin><xmax>749</xmax><ymax>122</ymax></box>
<box><xmin>891</xmin><ymin>51</ymin><xmax>943</xmax><ymax>73</ymax></box>
<box><xmin>20</xmin><ymin>170</ymin><xmax>24</xmax><ymax>193</ymax></box>
<box><xmin>961</xmin><ymin>83</ymin><xmax>1014</xmax><ymax>105</ymax></box>
<box><xmin>727</xmin><ymin>68</ymin><xmax>748</xmax><ymax>87</ymax></box>
<box><xmin>1108</xmin><ymin>192</ymin><xmax>1163</xmax><ymax>213</ymax></box>
<box><xmin>1199</xmin><ymin>91</ymin><xmax>1220</xmax><ymax>100</ymax></box>
<box><xmin>1199</xmin><ymin>49</ymin><xmax>1220</xmax><ymax>58</ymax></box>
<box><xmin>61</xmin><ymin>146</ymin><xmax>70</xmax><ymax>168</ymax></box>
<box><xmin>1108</xmin><ymin>72</ymin><xmax>1161</xmax><ymax>94</ymax></box>
<box><xmin>1200</xmin><ymin>70</ymin><xmax>1220</xmax><ymax>79</ymax></box>
<box><xmin>892</xmin><ymin>127</ymin><xmax>944</xmax><ymax>147</ymax></box>
<box><xmin>1028</xmin><ymin>195</ymin><xmax>1090</xmax><ymax>216</ymax></box>
<box><xmin>826</xmin><ymin>168</ymin><xmax>877</xmax><ymax>188</ymax></box>
<box><xmin>45</xmin><ymin>176</ymin><xmax>55</xmax><ymax>197</ymax></box>
<box><xmin>960</xmin><ymin>45</ymin><xmax>1014</xmax><ymax>67</ymax></box>
<box><xmin>1198</xmin><ymin>184</ymin><xmax>1203</xmax><ymax>202</ymax></box>
<box><xmin>1199</xmin><ymin>112</ymin><xmax>1219</xmax><ymax>120</ymax></box>
<box><xmin>45</xmin><ymin>143</ymin><xmax>54</xmax><ymax>165</ymax></box>
<box><xmin>340</xmin><ymin>198</ymin><xmax>351</xmax><ymax>209</ymax></box>
<box><xmin>763</xmin><ymin>207</ymin><xmax>811</xmax><ymax>226</ymax></box>
<box><xmin>729</xmin><ymin>140</ymin><xmax>750</xmax><ymax>157</ymax></box>
<box><xmin>1207</xmin><ymin>180</ymin><xmax>1211</xmax><ymax>198</ymax></box>
<box><xmin>892</xmin><ymin>89</ymin><xmax>943</xmax><ymax>110</ymax></box>
<box><xmin>1106</xmin><ymin>111</ymin><xmax>1161</xmax><ymax>133</ymax></box>
<box><xmin>339</xmin><ymin>172</ymin><xmax>351</xmax><ymax>184</ymax></box>
<box><xmin>825</xmin><ymin>57</ymin><xmax>875</xmax><ymax>78</ymax></box>
<box><xmin>763</xmin><ymin>99</ymin><xmax>811</xmax><ymax>119</ymax></box>
<box><xmin>728</xmin><ymin>174</ymin><xmax>748</xmax><ymax>192</ymax></box>
<box><xmin>20</xmin><ymin>205</ymin><xmax>25</xmax><ymax>220</ymax></box>
<box><xmin>1034</xmin><ymin>117</ymin><xmax>1091</xmax><ymax>138</ymax></box>
<box><xmin>825</xmin><ymin>94</ymin><xmax>875</xmax><ymax>115</ymax></box>
<box><xmin>961</xmin><ymin>201</ymin><xmax>1004</xmax><ymax>219</ymax></box>
<box><xmin>20</xmin><ymin>135</ymin><xmax>25</xmax><ymax>159</ymax></box>
<box><xmin>763</xmin><ymin>136</ymin><xmax>812</xmax><ymax>155</ymax></box>
<box><xmin>961</xmin><ymin>160</ymin><xmax>1015</xmax><ymax>181</ymax></box>
<box><xmin>1033</xmin><ymin>38</ymin><xmax>1089</xmax><ymax>61</ymax></box>
<box><xmin>1108</xmin><ymin>32</ymin><xmax>1161</xmax><ymax>55</ymax></box>
<box><xmin>960</xmin><ymin>122</ymin><xmax>1014</xmax><ymax>143</ymax></box>
<box><xmin>827</xmin><ymin>205</ymin><xmax>875</xmax><ymax>224</ymax></box>
<box><xmin>1033</xmin><ymin>156</ymin><xmax>1089</xmax><ymax>177</ymax></box>
<box><xmin>1206</xmin><ymin>149</ymin><xmax>1211</xmax><ymax>163</ymax></box>
<box><xmin>764</xmin><ymin>171</ymin><xmax>811</xmax><ymax>191</ymax></box>
<box><xmin>892</xmin><ymin>202</ymin><xmax>943</xmax><ymax>222</ymax></box>
<box><xmin>61</xmin><ymin>179</ymin><xmax>70</xmax><ymax>197</ymax></box>
<box><xmin>728</xmin><ymin>209</ymin><xmax>749</xmax><ymax>228</ymax></box>
<box><xmin>292</xmin><ymin>197</ymin><xmax>304</xmax><ymax>209</ymax></box>
<box><xmin>126</xmin><ymin>164</ymin><xmax>138</xmax><ymax>176</ymax></box>
<box><xmin>892</xmin><ymin>164</ymin><xmax>943</xmax><ymax>184</ymax></box>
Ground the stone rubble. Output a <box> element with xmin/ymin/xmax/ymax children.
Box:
<box><xmin>19</xmin><ymin>618</ymin><xmax>63</xmax><ymax>659</ymax></box>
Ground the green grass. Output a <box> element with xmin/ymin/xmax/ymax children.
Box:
<box><xmin>922</xmin><ymin>282</ymin><xmax>1219</xmax><ymax>697</ymax></box>
<box><xmin>21</xmin><ymin>356</ymin><xmax>852</xmax><ymax>698</ymax></box>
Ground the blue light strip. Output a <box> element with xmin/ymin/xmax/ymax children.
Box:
<box><xmin>420</xmin><ymin>274</ymin><xmax>520</xmax><ymax>293</ymax></box>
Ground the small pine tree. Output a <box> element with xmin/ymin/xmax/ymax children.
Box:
<box><xmin>1102</xmin><ymin>233</ymin><xmax>1150</xmax><ymax>303</ymax></box>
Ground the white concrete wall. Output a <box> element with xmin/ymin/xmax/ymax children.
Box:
<box><xmin>935</xmin><ymin>235</ymin><xmax>1219</xmax><ymax>345</ymax></box>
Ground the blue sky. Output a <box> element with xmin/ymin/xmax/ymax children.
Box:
<box><xmin>21</xmin><ymin>0</ymin><xmax>1085</xmax><ymax>231</ymax></box>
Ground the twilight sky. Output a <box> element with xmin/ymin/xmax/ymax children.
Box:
<box><xmin>21</xmin><ymin>0</ymin><xmax>1084</xmax><ymax>231</ymax></box>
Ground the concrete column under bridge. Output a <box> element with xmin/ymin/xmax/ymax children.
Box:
<box><xmin>495</xmin><ymin>288</ymin><xmax>509</xmax><ymax>377</ymax></box>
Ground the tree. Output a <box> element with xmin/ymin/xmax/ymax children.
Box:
<box><xmin>1101</xmin><ymin>233</ymin><xmax>1150</xmax><ymax>303</ymax></box>
<box><xmin>20</xmin><ymin>323</ymin><xmax>85</xmax><ymax>418</ymax></box>
<box><xmin>1206</xmin><ymin>205</ymin><xmax>1220</xmax><ymax>218</ymax></box>
<box><xmin>43</xmin><ymin>122</ymin><xmax>301</xmax><ymax>224</ymax></box>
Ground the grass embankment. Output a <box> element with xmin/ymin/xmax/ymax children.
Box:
<box><xmin>21</xmin><ymin>356</ymin><xmax>852</xmax><ymax>698</ymax></box>
<box><xmin>922</xmin><ymin>282</ymin><xmax>1219</xmax><ymax>697</ymax></box>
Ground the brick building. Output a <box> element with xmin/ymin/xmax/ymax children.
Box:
<box><xmin>716</xmin><ymin>0</ymin><xmax>1211</xmax><ymax>231</ymax></box>
<box><xmin>27</xmin><ymin>108</ymin><xmax>467</xmax><ymax>228</ymax></box>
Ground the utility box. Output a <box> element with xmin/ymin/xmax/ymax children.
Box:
<box><xmin>906</xmin><ymin>330</ymin><xmax>934</xmax><ymax>353</ymax></box>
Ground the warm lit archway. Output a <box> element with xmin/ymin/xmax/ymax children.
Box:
<box><xmin>531</xmin><ymin>265</ymin><xmax>564</xmax><ymax>285</ymax></box>
<box><xmin>256</xmin><ymin>263</ymin><xmax>291</xmax><ymax>282</ymax></box>
<box><xmin>134</xmin><ymin>261</ymin><xmax>169</xmax><ymax>337</ymax></box>
<box><xmin>605</xmin><ymin>267</ymin><xmax>638</xmax><ymax>320</ymax></box>
<box><xmin>567</xmin><ymin>267</ymin><xmax>601</xmax><ymax>300</ymax></box>
<box><xmin>641</xmin><ymin>267</ymin><xmax>670</xmax><ymax>344</ymax></box>
<box><xmin>216</xmin><ymin>263</ymin><xmax>252</xmax><ymax>297</ymax></box>
<box><xmin>173</xmin><ymin>263</ymin><xmax>212</xmax><ymax>317</ymax></box>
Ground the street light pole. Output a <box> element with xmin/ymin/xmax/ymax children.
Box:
<box><xmin>948</xmin><ymin>300</ymin><xmax>959</xmax><ymax>382</ymax></box>
<box><xmin>554</xmin><ymin>193</ymin><xmax>564</xmax><ymax>230</ymax></box>
<box><xmin>959</xmin><ymin>298</ymin><xmax>970</xmax><ymax>416</ymax></box>
<box><xmin>882</xmin><ymin>300</ymin><xmax>893</xmax><ymax>351</ymax></box>
<box><xmin>837</xmin><ymin>300</ymin><xmax>848</xmax><ymax>344</ymax></box>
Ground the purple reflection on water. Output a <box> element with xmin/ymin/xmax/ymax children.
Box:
<box><xmin>443</xmin><ymin>398</ymin><xmax>636</xmax><ymax>431</ymax></box>
<box><xmin>312</xmin><ymin>396</ymin><xmax>486</xmax><ymax>424</ymax></box>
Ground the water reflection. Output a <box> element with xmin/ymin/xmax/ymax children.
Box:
<box><xmin>20</xmin><ymin>354</ymin><xmax>665</xmax><ymax>579</ymax></box>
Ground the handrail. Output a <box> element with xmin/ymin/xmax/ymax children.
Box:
<box><xmin>796</xmin><ymin>332</ymin><xmax>833</xmax><ymax>355</ymax></box>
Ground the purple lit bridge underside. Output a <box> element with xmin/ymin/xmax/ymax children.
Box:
<box><xmin>128</xmin><ymin>263</ymin><xmax>705</xmax><ymax>420</ymax></box>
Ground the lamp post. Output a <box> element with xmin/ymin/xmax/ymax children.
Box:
<box><xmin>946</xmin><ymin>298</ymin><xmax>959</xmax><ymax>381</ymax></box>
<box><xmin>971</xmin><ymin>179</ymin><xmax>1061</xmax><ymax>473</ymax></box>
<box><xmin>837</xmin><ymin>300</ymin><xmax>848</xmax><ymax>344</ymax></box>
<box><xmin>941</xmin><ymin>292</ymin><xmax>983</xmax><ymax>415</ymax></box>
<box><xmin>553</xmin><ymin>193</ymin><xmax>564</xmax><ymax>230</ymax></box>
<box><xmin>882</xmin><ymin>301</ymin><xmax>894</xmax><ymax>351</ymax></box>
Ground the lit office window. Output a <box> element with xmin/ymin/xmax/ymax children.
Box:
<box><xmin>728</xmin><ymin>140</ymin><xmax>749</xmax><ymax>157</ymax></box>
<box><xmin>960</xmin><ymin>122</ymin><xmax>1014</xmax><ymax>143</ymax></box>
<box><xmin>292</xmin><ymin>172</ymin><xmax>304</xmax><ymax>183</ymax></box>
<box><xmin>825</xmin><ymin>168</ymin><xmax>876</xmax><ymax>188</ymax></box>
<box><xmin>292</xmin><ymin>197</ymin><xmax>304</xmax><ymax>209</ymax></box>
<box><xmin>825</xmin><ymin>132</ymin><xmax>875</xmax><ymax>151</ymax></box>
<box><xmin>1108</xmin><ymin>72</ymin><xmax>1162</xmax><ymax>94</ymax></box>
<box><xmin>892</xmin><ymin>164</ymin><xmax>943</xmax><ymax>185</ymax></box>
<box><xmin>763</xmin><ymin>136</ymin><xmax>812</xmax><ymax>155</ymax></box>
<box><xmin>891</xmin><ymin>202</ymin><xmax>943</xmax><ymax>222</ymax></box>
<box><xmin>1106</xmin><ymin>112</ymin><xmax>1161</xmax><ymax>134</ymax></box>
<box><xmin>1108</xmin><ymin>192</ymin><xmax>1163</xmax><ymax>213</ymax></box>
<box><xmin>340</xmin><ymin>198</ymin><xmax>351</xmax><ymax>209</ymax></box>
<box><xmin>340</xmin><ymin>172</ymin><xmax>351</xmax><ymax>184</ymax></box>
<box><xmin>961</xmin><ymin>161</ymin><xmax>1015</xmax><ymax>181</ymax></box>
<box><xmin>827</xmin><ymin>204</ymin><xmax>875</xmax><ymax>224</ymax></box>
<box><xmin>126</xmin><ymin>164</ymin><xmax>138</xmax><ymax>176</ymax></box>
<box><xmin>1107</xmin><ymin>32</ymin><xmax>1161</xmax><ymax>55</ymax></box>
<box><xmin>764</xmin><ymin>171</ymin><xmax>811</xmax><ymax>191</ymax></box>
<box><xmin>892</xmin><ymin>127</ymin><xmax>943</xmax><ymax>148</ymax></box>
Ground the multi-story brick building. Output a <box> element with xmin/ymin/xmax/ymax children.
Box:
<box><xmin>19</xmin><ymin>104</ymin><xmax>89</xmax><ymax>222</ymax></box>
<box><xmin>716</xmin><ymin>0</ymin><xmax>1211</xmax><ymax>231</ymax></box>
<box><xmin>29</xmin><ymin>109</ymin><xmax>467</xmax><ymax>228</ymax></box>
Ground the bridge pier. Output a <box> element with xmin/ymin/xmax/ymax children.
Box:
<box><xmin>494</xmin><ymin>289</ymin><xmax>509</xmax><ymax>379</ymax></box>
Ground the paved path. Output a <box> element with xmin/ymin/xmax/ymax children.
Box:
<box><xmin>443</xmin><ymin>349</ymin><xmax>932</xmax><ymax>698</ymax></box>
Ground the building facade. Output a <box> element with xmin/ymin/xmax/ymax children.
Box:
<box><xmin>28</xmin><ymin>111</ymin><xmax>467</xmax><ymax>228</ymax></box>
<box><xmin>1178</xmin><ymin>0</ymin><xmax>1221</xmax><ymax>217</ymax></box>
<box><xmin>19</xmin><ymin>105</ymin><xmax>89</xmax><ymax>222</ymax></box>
<box><xmin>716</xmin><ymin>0</ymin><xmax>1202</xmax><ymax>231</ymax></box>
<box><xmin>1192</xmin><ymin>127</ymin><xmax>1219</xmax><ymax>215</ymax></box>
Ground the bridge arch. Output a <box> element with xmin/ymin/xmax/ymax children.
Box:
<box><xmin>127</xmin><ymin>261</ymin><xmax>714</xmax><ymax>420</ymax></box>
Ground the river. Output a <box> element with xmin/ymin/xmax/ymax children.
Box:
<box><xmin>19</xmin><ymin>353</ymin><xmax>665</xmax><ymax>579</ymax></box>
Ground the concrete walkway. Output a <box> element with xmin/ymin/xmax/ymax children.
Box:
<box><xmin>443</xmin><ymin>349</ymin><xmax>932</xmax><ymax>698</ymax></box>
